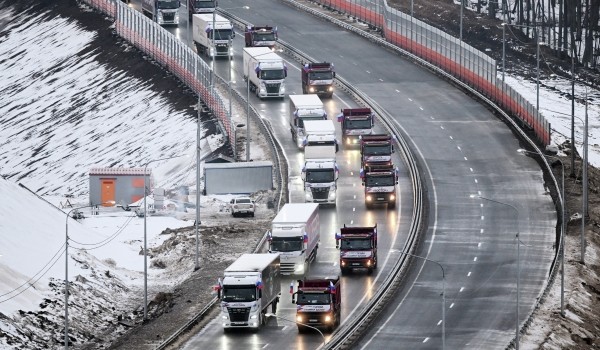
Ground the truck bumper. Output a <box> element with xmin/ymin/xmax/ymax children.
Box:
<box><xmin>341</xmin><ymin>258</ymin><xmax>374</xmax><ymax>269</ymax></box>
<box><xmin>365</xmin><ymin>193</ymin><xmax>396</xmax><ymax>205</ymax></box>
<box><xmin>306</xmin><ymin>85</ymin><xmax>334</xmax><ymax>96</ymax></box>
<box><xmin>221</xmin><ymin>309</ymin><xmax>261</xmax><ymax>329</ymax></box>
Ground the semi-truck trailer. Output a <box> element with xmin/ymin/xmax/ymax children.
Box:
<box><xmin>302</xmin><ymin>119</ymin><xmax>338</xmax><ymax>154</ymax></box>
<box><xmin>361</xmin><ymin>164</ymin><xmax>399</xmax><ymax>209</ymax></box>
<box><xmin>289</xmin><ymin>94</ymin><xmax>327</xmax><ymax>148</ymax></box>
<box><xmin>290</xmin><ymin>270</ymin><xmax>341</xmax><ymax>332</ymax></box>
<box><xmin>192</xmin><ymin>13</ymin><xmax>234</xmax><ymax>58</ymax></box>
<box><xmin>301</xmin><ymin>62</ymin><xmax>335</xmax><ymax>98</ymax></box>
<box><xmin>243</xmin><ymin>47</ymin><xmax>287</xmax><ymax>99</ymax></box>
<box><xmin>359</xmin><ymin>134</ymin><xmax>394</xmax><ymax>169</ymax></box>
<box><xmin>244</xmin><ymin>25</ymin><xmax>278</xmax><ymax>48</ymax></box>
<box><xmin>337</xmin><ymin>108</ymin><xmax>375</xmax><ymax>147</ymax></box>
<box><xmin>142</xmin><ymin>0</ymin><xmax>180</xmax><ymax>26</ymax></box>
<box><xmin>301</xmin><ymin>139</ymin><xmax>338</xmax><ymax>206</ymax></box>
<box><xmin>268</xmin><ymin>203</ymin><xmax>319</xmax><ymax>275</ymax></box>
<box><xmin>216</xmin><ymin>253</ymin><xmax>281</xmax><ymax>331</ymax></box>
<box><xmin>188</xmin><ymin>0</ymin><xmax>216</xmax><ymax>19</ymax></box>
<box><xmin>335</xmin><ymin>224</ymin><xmax>378</xmax><ymax>274</ymax></box>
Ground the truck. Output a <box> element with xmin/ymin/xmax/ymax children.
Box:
<box><xmin>337</xmin><ymin>108</ymin><xmax>375</xmax><ymax>147</ymax></box>
<box><xmin>142</xmin><ymin>0</ymin><xmax>181</xmax><ymax>26</ymax></box>
<box><xmin>359</xmin><ymin>134</ymin><xmax>394</xmax><ymax>170</ymax></box>
<box><xmin>335</xmin><ymin>224</ymin><xmax>378</xmax><ymax>274</ymax></box>
<box><xmin>244</xmin><ymin>25</ymin><xmax>278</xmax><ymax>48</ymax></box>
<box><xmin>243</xmin><ymin>47</ymin><xmax>287</xmax><ymax>99</ymax></box>
<box><xmin>290</xmin><ymin>269</ymin><xmax>341</xmax><ymax>332</ymax></box>
<box><xmin>268</xmin><ymin>203</ymin><xmax>320</xmax><ymax>275</ymax></box>
<box><xmin>192</xmin><ymin>13</ymin><xmax>234</xmax><ymax>58</ymax></box>
<box><xmin>302</xmin><ymin>119</ymin><xmax>338</xmax><ymax>155</ymax></box>
<box><xmin>188</xmin><ymin>0</ymin><xmax>216</xmax><ymax>20</ymax></box>
<box><xmin>301</xmin><ymin>62</ymin><xmax>335</xmax><ymax>98</ymax></box>
<box><xmin>301</xmin><ymin>138</ymin><xmax>338</xmax><ymax>206</ymax></box>
<box><xmin>361</xmin><ymin>164</ymin><xmax>399</xmax><ymax>209</ymax></box>
<box><xmin>289</xmin><ymin>94</ymin><xmax>327</xmax><ymax>148</ymax></box>
<box><xmin>215</xmin><ymin>253</ymin><xmax>281</xmax><ymax>331</ymax></box>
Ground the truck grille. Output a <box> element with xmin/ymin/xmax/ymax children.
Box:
<box><xmin>265</xmin><ymin>83</ymin><xmax>280</xmax><ymax>94</ymax></box>
<box><xmin>162</xmin><ymin>12</ymin><xmax>175</xmax><ymax>22</ymax></box>
<box><xmin>311</xmin><ymin>187</ymin><xmax>329</xmax><ymax>200</ymax></box>
<box><xmin>280</xmin><ymin>263</ymin><xmax>296</xmax><ymax>274</ymax></box>
<box><xmin>300</xmin><ymin>311</ymin><xmax>328</xmax><ymax>325</ymax></box>
<box><xmin>216</xmin><ymin>44</ymin><xmax>229</xmax><ymax>55</ymax></box>
<box><xmin>228</xmin><ymin>307</ymin><xmax>250</xmax><ymax>322</ymax></box>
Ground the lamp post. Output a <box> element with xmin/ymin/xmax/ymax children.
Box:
<box><xmin>142</xmin><ymin>154</ymin><xmax>187</xmax><ymax>320</ymax></box>
<box><xmin>518</xmin><ymin>149</ymin><xmax>565</xmax><ymax>317</ymax></box>
<box><xmin>398</xmin><ymin>252</ymin><xmax>445</xmax><ymax>350</ymax></box>
<box><xmin>470</xmin><ymin>194</ymin><xmax>520</xmax><ymax>349</ymax></box>
<box><xmin>264</xmin><ymin>313</ymin><xmax>326</xmax><ymax>345</ymax></box>
<box><xmin>65</xmin><ymin>201</ymin><xmax>114</xmax><ymax>349</ymax></box>
<box><xmin>572</xmin><ymin>113</ymin><xmax>589</xmax><ymax>263</ymax></box>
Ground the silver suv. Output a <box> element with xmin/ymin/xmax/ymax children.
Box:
<box><xmin>229</xmin><ymin>197</ymin><xmax>255</xmax><ymax>217</ymax></box>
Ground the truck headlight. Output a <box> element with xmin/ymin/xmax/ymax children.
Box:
<box><xmin>222</xmin><ymin>315</ymin><xmax>229</xmax><ymax>319</ymax></box>
<box><xmin>209</xmin><ymin>48</ymin><xmax>215</xmax><ymax>57</ymax></box>
<box><xmin>328</xmin><ymin>86</ymin><xmax>333</xmax><ymax>92</ymax></box>
<box><xmin>295</xmin><ymin>264</ymin><xmax>305</xmax><ymax>274</ymax></box>
<box><xmin>366</xmin><ymin>260</ymin><xmax>372</xmax><ymax>267</ymax></box>
<box><xmin>390</xmin><ymin>194</ymin><xmax>396</xmax><ymax>201</ymax></box>
<box><xmin>309</xmin><ymin>87</ymin><xmax>315</xmax><ymax>92</ymax></box>
<box><xmin>280</xmin><ymin>84</ymin><xmax>285</xmax><ymax>93</ymax></box>
<box><xmin>341</xmin><ymin>260</ymin><xmax>346</xmax><ymax>266</ymax></box>
<box><xmin>229</xmin><ymin>47</ymin><xmax>234</xmax><ymax>56</ymax></box>
<box><xmin>174</xmin><ymin>12</ymin><xmax>179</xmax><ymax>23</ymax></box>
<box><xmin>328</xmin><ymin>191</ymin><xmax>336</xmax><ymax>199</ymax></box>
<box><xmin>250</xmin><ymin>315</ymin><xmax>258</xmax><ymax>319</ymax></box>
<box><xmin>297</xmin><ymin>315</ymin><xmax>303</xmax><ymax>323</ymax></box>
<box><xmin>305</xmin><ymin>192</ymin><xmax>312</xmax><ymax>200</ymax></box>
<box><xmin>366</xmin><ymin>195</ymin><xmax>373</xmax><ymax>202</ymax></box>
<box><xmin>325</xmin><ymin>315</ymin><xmax>332</xmax><ymax>322</ymax></box>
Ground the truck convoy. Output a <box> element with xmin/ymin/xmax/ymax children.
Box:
<box><xmin>301</xmin><ymin>62</ymin><xmax>336</xmax><ymax>98</ymax></box>
<box><xmin>268</xmin><ymin>203</ymin><xmax>320</xmax><ymax>275</ymax></box>
<box><xmin>245</xmin><ymin>25</ymin><xmax>278</xmax><ymax>48</ymax></box>
<box><xmin>289</xmin><ymin>94</ymin><xmax>327</xmax><ymax>148</ymax></box>
<box><xmin>359</xmin><ymin>134</ymin><xmax>394</xmax><ymax>169</ymax></box>
<box><xmin>188</xmin><ymin>0</ymin><xmax>216</xmax><ymax>19</ymax></box>
<box><xmin>216</xmin><ymin>253</ymin><xmax>281</xmax><ymax>331</ymax></box>
<box><xmin>192</xmin><ymin>13</ymin><xmax>234</xmax><ymax>57</ymax></box>
<box><xmin>301</xmin><ymin>132</ymin><xmax>338</xmax><ymax>206</ymax></box>
<box><xmin>142</xmin><ymin>0</ymin><xmax>180</xmax><ymax>26</ymax></box>
<box><xmin>337</xmin><ymin>108</ymin><xmax>375</xmax><ymax>147</ymax></box>
<box><xmin>243</xmin><ymin>47</ymin><xmax>287</xmax><ymax>99</ymax></box>
<box><xmin>361</xmin><ymin>164</ymin><xmax>399</xmax><ymax>209</ymax></box>
<box><xmin>290</xmin><ymin>270</ymin><xmax>341</xmax><ymax>332</ymax></box>
<box><xmin>335</xmin><ymin>224</ymin><xmax>378</xmax><ymax>274</ymax></box>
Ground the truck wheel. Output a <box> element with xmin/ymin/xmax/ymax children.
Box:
<box><xmin>340</xmin><ymin>267</ymin><xmax>349</xmax><ymax>275</ymax></box>
<box><xmin>297</xmin><ymin>325</ymin><xmax>306</xmax><ymax>333</ymax></box>
<box><xmin>388</xmin><ymin>201</ymin><xmax>396</xmax><ymax>209</ymax></box>
<box><xmin>367</xmin><ymin>267</ymin><xmax>374</xmax><ymax>275</ymax></box>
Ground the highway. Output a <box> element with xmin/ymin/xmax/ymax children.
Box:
<box><xmin>128</xmin><ymin>1</ymin><xmax>556</xmax><ymax>349</ymax></box>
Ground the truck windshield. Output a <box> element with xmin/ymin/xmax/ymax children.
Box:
<box><xmin>306</xmin><ymin>169</ymin><xmax>335</xmax><ymax>183</ymax></box>
<box><xmin>260</xmin><ymin>69</ymin><xmax>285</xmax><ymax>80</ymax></box>
<box><xmin>222</xmin><ymin>285</ymin><xmax>256</xmax><ymax>302</ymax></box>
<box><xmin>345</xmin><ymin>118</ymin><xmax>372</xmax><ymax>129</ymax></box>
<box><xmin>255</xmin><ymin>32</ymin><xmax>276</xmax><ymax>41</ymax></box>
<box><xmin>341</xmin><ymin>238</ymin><xmax>372</xmax><ymax>250</ymax></box>
<box><xmin>158</xmin><ymin>0</ymin><xmax>180</xmax><ymax>9</ymax></box>
<box><xmin>308</xmin><ymin>71</ymin><xmax>333</xmax><ymax>80</ymax></box>
<box><xmin>363</xmin><ymin>144</ymin><xmax>391</xmax><ymax>156</ymax></box>
<box><xmin>193</xmin><ymin>0</ymin><xmax>215</xmax><ymax>7</ymax></box>
<box><xmin>365</xmin><ymin>176</ymin><xmax>395</xmax><ymax>187</ymax></box>
<box><xmin>210</xmin><ymin>29</ymin><xmax>233</xmax><ymax>40</ymax></box>
<box><xmin>297</xmin><ymin>293</ymin><xmax>331</xmax><ymax>305</ymax></box>
<box><xmin>270</xmin><ymin>236</ymin><xmax>303</xmax><ymax>252</ymax></box>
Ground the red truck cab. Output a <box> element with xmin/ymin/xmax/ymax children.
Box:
<box><xmin>359</xmin><ymin>134</ymin><xmax>394</xmax><ymax>170</ymax></box>
<box><xmin>301</xmin><ymin>62</ymin><xmax>335</xmax><ymax>98</ymax></box>
<box><xmin>244</xmin><ymin>25</ymin><xmax>278</xmax><ymax>48</ymax></box>
<box><xmin>291</xmin><ymin>274</ymin><xmax>341</xmax><ymax>332</ymax></box>
<box><xmin>335</xmin><ymin>224</ymin><xmax>378</xmax><ymax>274</ymax></box>
<box><xmin>337</xmin><ymin>108</ymin><xmax>375</xmax><ymax>147</ymax></box>
<box><xmin>361</xmin><ymin>164</ymin><xmax>398</xmax><ymax>209</ymax></box>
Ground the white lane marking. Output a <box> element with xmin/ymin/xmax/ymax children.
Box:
<box><xmin>353</xmin><ymin>183</ymin><xmax>356</xmax><ymax>187</ymax></box>
<box><xmin>430</xmin><ymin>116</ymin><xmax>435</xmax><ymax>120</ymax></box>
<box><xmin>480</xmin><ymin>203</ymin><xmax>483</xmax><ymax>208</ymax></box>
<box><xmin>468</xmin><ymin>271</ymin><xmax>472</xmax><ymax>276</ymax></box>
<box><xmin>408</xmin><ymin>98</ymin><xmax>413</xmax><ymax>101</ymax></box>
<box><xmin>351</xmin><ymin>171</ymin><xmax>354</xmax><ymax>176</ymax></box>
<box><xmin>457</xmin><ymin>146</ymin><xmax>461</xmax><ymax>151</ymax></box>
<box><xmin>474</xmin><ymin>257</ymin><xmax>478</xmax><ymax>262</ymax></box>
<box><xmin>350</xmin><ymin>220</ymin><xmax>354</xmax><ymax>225</ymax></box>
<box><xmin>480</xmin><ymin>229</ymin><xmax>484</xmax><ymax>233</ymax></box>
<box><xmin>459</xmin><ymin>287</ymin><xmax>465</xmax><ymax>292</ymax></box>
<box><xmin>449</xmin><ymin>136</ymin><xmax>453</xmax><ymax>140</ymax></box>
<box><xmin>379</xmin><ymin>78</ymin><xmax>383</xmax><ymax>82</ymax></box>
<box><xmin>437</xmin><ymin>320</ymin><xmax>442</xmax><ymax>326</ymax></box>
<box><xmin>478</xmin><ymin>190</ymin><xmax>482</xmax><ymax>196</ymax></box>
<box><xmin>464</xmin><ymin>156</ymin><xmax>468</xmax><ymax>161</ymax></box>
<box><xmin>440</xmin><ymin>126</ymin><xmax>445</xmax><ymax>130</ymax></box>
<box><xmin>366</xmin><ymin>70</ymin><xmax>371</xmax><ymax>74</ymax></box>
<box><xmin>470</xmin><ymin>167</ymin><xmax>474</xmax><ymax>172</ymax></box>
<box><xmin>478</xmin><ymin>242</ymin><xmax>482</xmax><ymax>248</ymax></box>
<box><xmin>474</xmin><ymin>179</ymin><xmax>478</xmax><ymax>183</ymax></box>
<box><xmin>450</xmin><ymin>303</ymin><xmax>455</xmax><ymax>308</ymax></box>
<box><xmin>282</xmin><ymin>325</ymin><xmax>288</xmax><ymax>331</ymax></box>
<box><xmin>419</xmin><ymin>107</ymin><xmax>424</xmax><ymax>110</ymax></box>
<box><xmin>262</xmin><ymin>344</ymin><xmax>269</xmax><ymax>349</ymax></box>
<box><xmin>423</xmin><ymin>338</ymin><xmax>429</xmax><ymax>343</ymax></box>
<box><xmin>353</xmin><ymin>207</ymin><xmax>356</xmax><ymax>212</ymax></box>
<box><xmin>353</xmin><ymin>195</ymin><xmax>356</xmax><ymax>199</ymax></box>
<box><xmin>481</xmin><ymin>216</ymin><xmax>484</xmax><ymax>220</ymax></box>
<box><xmin>395</xmin><ymin>89</ymin><xmax>400</xmax><ymax>93</ymax></box>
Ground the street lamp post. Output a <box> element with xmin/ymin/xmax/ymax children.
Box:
<box><xmin>264</xmin><ymin>313</ymin><xmax>326</xmax><ymax>345</ymax></box>
<box><xmin>471</xmin><ymin>195</ymin><xmax>520</xmax><ymax>349</ymax></box>
<box><xmin>397</xmin><ymin>252</ymin><xmax>445</xmax><ymax>350</ymax></box>
<box><xmin>518</xmin><ymin>149</ymin><xmax>565</xmax><ymax>316</ymax></box>
<box><xmin>142</xmin><ymin>154</ymin><xmax>187</xmax><ymax>320</ymax></box>
<box><xmin>65</xmin><ymin>201</ymin><xmax>114</xmax><ymax>349</ymax></box>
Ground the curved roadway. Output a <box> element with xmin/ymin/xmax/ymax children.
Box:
<box><xmin>127</xmin><ymin>1</ymin><xmax>556</xmax><ymax>349</ymax></box>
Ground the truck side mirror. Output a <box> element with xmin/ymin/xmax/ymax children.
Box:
<box><xmin>333</xmin><ymin>72</ymin><xmax>336</xmax><ymax>78</ymax></box>
<box><xmin>301</xmin><ymin>171</ymin><xmax>306</xmax><ymax>181</ymax></box>
<box><xmin>258</xmin><ymin>290</ymin><xmax>262</xmax><ymax>299</ymax></box>
<box><xmin>392</xmin><ymin>146</ymin><xmax>395</xmax><ymax>153</ymax></box>
<box><xmin>335</xmin><ymin>172</ymin><xmax>339</xmax><ymax>181</ymax></box>
<box><xmin>361</xmin><ymin>182</ymin><xmax>365</xmax><ymax>186</ymax></box>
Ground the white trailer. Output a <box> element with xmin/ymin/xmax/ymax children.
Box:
<box><xmin>289</xmin><ymin>94</ymin><xmax>327</xmax><ymax>148</ymax></box>
<box><xmin>217</xmin><ymin>253</ymin><xmax>281</xmax><ymax>331</ymax></box>
<box><xmin>269</xmin><ymin>203</ymin><xmax>320</xmax><ymax>275</ymax></box>
<box><xmin>301</xmin><ymin>144</ymin><xmax>338</xmax><ymax>206</ymax></box>
<box><xmin>302</xmin><ymin>119</ymin><xmax>338</xmax><ymax>155</ymax></box>
<box><xmin>192</xmin><ymin>13</ymin><xmax>234</xmax><ymax>57</ymax></box>
<box><xmin>243</xmin><ymin>47</ymin><xmax>287</xmax><ymax>99</ymax></box>
<box><xmin>142</xmin><ymin>0</ymin><xmax>180</xmax><ymax>26</ymax></box>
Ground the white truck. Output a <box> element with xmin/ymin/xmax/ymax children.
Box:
<box><xmin>302</xmin><ymin>142</ymin><xmax>338</xmax><ymax>206</ymax></box>
<box><xmin>216</xmin><ymin>253</ymin><xmax>281</xmax><ymax>331</ymax></box>
<box><xmin>192</xmin><ymin>13</ymin><xmax>234</xmax><ymax>58</ymax></box>
<box><xmin>268</xmin><ymin>203</ymin><xmax>320</xmax><ymax>275</ymax></box>
<box><xmin>142</xmin><ymin>0</ymin><xmax>180</xmax><ymax>26</ymax></box>
<box><xmin>243</xmin><ymin>47</ymin><xmax>287</xmax><ymax>99</ymax></box>
<box><xmin>289</xmin><ymin>94</ymin><xmax>328</xmax><ymax>148</ymax></box>
<box><xmin>302</xmin><ymin>119</ymin><xmax>338</xmax><ymax>155</ymax></box>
